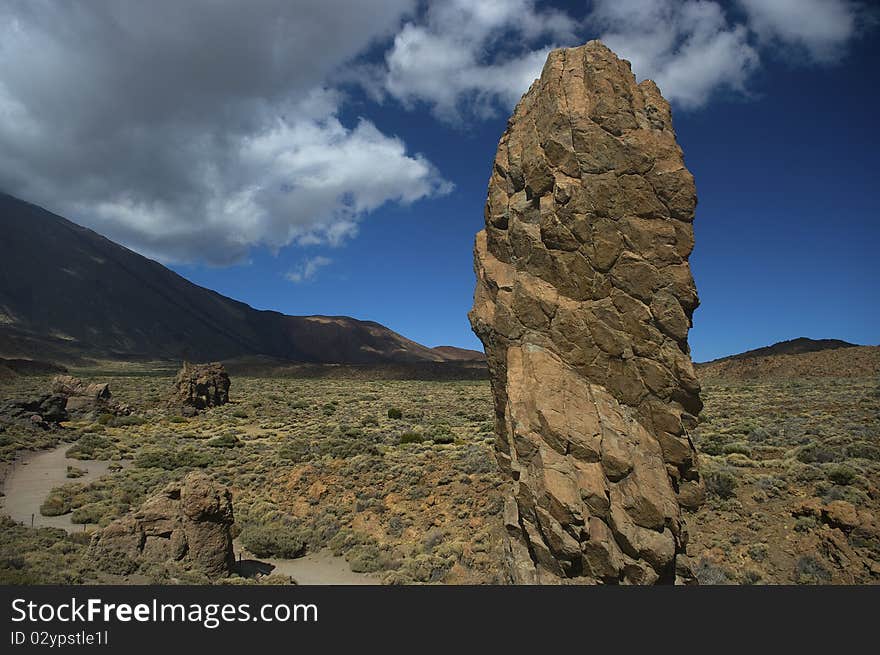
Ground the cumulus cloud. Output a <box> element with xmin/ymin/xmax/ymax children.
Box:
<box><xmin>588</xmin><ymin>0</ymin><xmax>759</xmax><ymax>109</ymax></box>
<box><xmin>380</xmin><ymin>0</ymin><xmax>577</xmax><ymax>120</ymax></box>
<box><xmin>375</xmin><ymin>0</ymin><xmax>870</xmax><ymax>117</ymax></box>
<box><xmin>285</xmin><ymin>256</ymin><xmax>333</xmax><ymax>284</ymax></box>
<box><xmin>739</xmin><ymin>0</ymin><xmax>864</xmax><ymax>62</ymax></box>
<box><xmin>0</xmin><ymin>0</ymin><xmax>453</xmax><ymax>264</ymax></box>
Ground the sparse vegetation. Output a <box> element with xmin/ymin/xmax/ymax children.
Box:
<box><xmin>2</xmin><ymin>366</ymin><xmax>877</xmax><ymax>585</ymax></box>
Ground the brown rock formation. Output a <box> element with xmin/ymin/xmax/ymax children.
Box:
<box><xmin>170</xmin><ymin>362</ymin><xmax>231</xmax><ymax>414</ymax></box>
<box><xmin>469</xmin><ymin>41</ymin><xmax>704</xmax><ymax>584</ymax></box>
<box><xmin>51</xmin><ymin>374</ymin><xmax>131</xmax><ymax>416</ymax></box>
<box><xmin>88</xmin><ymin>471</ymin><xmax>235</xmax><ymax>577</ymax></box>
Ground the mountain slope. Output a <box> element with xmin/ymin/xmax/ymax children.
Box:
<box><xmin>697</xmin><ymin>339</ymin><xmax>878</xmax><ymax>380</ymax></box>
<box><xmin>700</xmin><ymin>337</ymin><xmax>859</xmax><ymax>364</ymax></box>
<box><xmin>0</xmin><ymin>193</ymin><xmax>448</xmax><ymax>364</ymax></box>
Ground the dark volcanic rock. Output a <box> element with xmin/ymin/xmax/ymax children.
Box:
<box><xmin>469</xmin><ymin>41</ymin><xmax>703</xmax><ymax>584</ymax></box>
<box><xmin>170</xmin><ymin>362</ymin><xmax>231</xmax><ymax>414</ymax></box>
<box><xmin>88</xmin><ymin>471</ymin><xmax>235</xmax><ymax>577</ymax></box>
<box><xmin>0</xmin><ymin>393</ymin><xmax>68</xmax><ymax>428</ymax></box>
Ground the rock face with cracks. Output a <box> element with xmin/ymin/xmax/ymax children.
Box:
<box><xmin>170</xmin><ymin>362</ymin><xmax>231</xmax><ymax>415</ymax></box>
<box><xmin>469</xmin><ymin>41</ymin><xmax>704</xmax><ymax>584</ymax></box>
<box><xmin>88</xmin><ymin>471</ymin><xmax>235</xmax><ymax>577</ymax></box>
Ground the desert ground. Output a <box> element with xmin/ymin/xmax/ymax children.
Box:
<box><xmin>1</xmin><ymin>364</ymin><xmax>878</xmax><ymax>585</ymax></box>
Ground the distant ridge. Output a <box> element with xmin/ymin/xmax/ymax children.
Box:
<box><xmin>701</xmin><ymin>337</ymin><xmax>860</xmax><ymax>365</ymax></box>
<box><xmin>430</xmin><ymin>346</ymin><xmax>485</xmax><ymax>361</ymax></box>
<box><xmin>697</xmin><ymin>338</ymin><xmax>877</xmax><ymax>380</ymax></box>
<box><xmin>0</xmin><ymin>192</ymin><xmax>463</xmax><ymax>366</ymax></box>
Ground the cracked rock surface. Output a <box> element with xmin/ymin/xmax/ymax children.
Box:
<box><xmin>469</xmin><ymin>41</ymin><xmax>704</xmax><ymax>584</ymax></box>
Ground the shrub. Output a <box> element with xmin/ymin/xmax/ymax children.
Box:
<box><xmin>794</xmin><ymin>556</ymin><xmax>831</xmax><ymax>584</ymax></box>
<box><xmin>387</xmin><ymin>408</ymin><xmax>403</xmax><ymax>420</ymax></box>
<box><xmin>66</xmin><ymin>466</ymin><xmax>86</xmax><ymax>479</ymax></box>
<box><xmin>207</xmin><ymin>434</ymin><xmax>242</xmax><ymax>448</ymax></box>
<box><xmin>135</xmin><ymin>447</ymin><xmax>212</xmax><ymax>470</ymax></box>
<box><xmin>110</xmin><ymin>415</ymin><xmax>146</xmax><ymax>427</ymax></box>
<box><xmin>71</xmin><ymin>504</ymin><xmax>106</xmax><ymax>525</ymax></box>
<box><xmin>692</xmin><ymin>558</ymin><xmax>734</xmax><ymax>585</ymax></box>
<box><xmin>399</xmin><ymin>432</ymin><xmax>423</xmax><ymax>445</ymax></box>
<box><xmin>40</xmin><ymin>493</ymin><xmax>70</xmax><ymax>517</ymax></box>
<box><xmin>722</xmin><ymin>442</ymin><xmax>752</xmax><ymax>456</ymax></box>
<box><xmin>704</xmin><ymin>468</ymin><xmax>737</xmax><ymax>499</ymax></box>
<box><xmin>278</xmin><ymin>438</ymin><xmax>311</xmax><ymax>463</ymax></box>
<box><xmin>796</xmin><ymin>444</ymin><xmax>839</xmax><ymax>464</ymax></box>
<box><xmin>845</xmin><ymin>442</ymin><xmax>880</xmax><ymax>461</ymax></box>
<box><xmin>431</xmin><ymin>424</ymin><xmax>455</xmax><ymax>444</ymax></box>
<box><xmin>66</xmin><ymin>434</ymin><xmax>114</xmax><ymax>460</ymax></box>
<box><xmin>232</xmin><ymin>409</ymin><xmax>249</xmax><ymax>419</ymax></box>
<box><xmin>239</xmin><ymin>523</ymin><xmax>305</xmax><ymax>559</ymax></box>
<box><xmin>825</xmin><ymin>464</ymin><xmax>857</xmax><ymax>486</ymax></box>
<box><xmin>96</xmin><ymin>413</ymin><xmax>115</xmax><ymax>426</ymax></box>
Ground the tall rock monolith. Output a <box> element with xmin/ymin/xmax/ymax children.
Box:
<box><xmin>469</xmin><ymin>41</ymin><xmax>704</xmax><ymax>584</ymax></box>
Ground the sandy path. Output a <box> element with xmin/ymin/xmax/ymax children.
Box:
<box><xmin>232</xmin><ymin>541</ymin><xmax>377</xmax><ymax>585</ymax></box>
<box><xmin>0</xmin><ymin>444</ymin><xmax>120</xmax><ymax>533</ymax></box>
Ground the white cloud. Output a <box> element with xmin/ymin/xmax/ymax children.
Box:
<box><xmin>286</xmin><ymin>256</ymin><xmax>333</xmax><ymax>284</ymax></box>
<box><xmin>380</xmin><ymin>0</ymin><xmax>577</xmax><ymax>120</ymax></box>
<box><xmin>589</xmin><ymin>0</ymin><xmax>760</xmax><ymax>109</ymax></box>
<box><xmin>0</xmin><ymin>0</ymin><xmax>455</xmax><ymax>265</ymax></box>
<box><xmin>739</xmin><ymin>0</ymin><xmax>863</xmax><ymax>62</ymax></box>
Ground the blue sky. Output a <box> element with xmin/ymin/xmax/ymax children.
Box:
<box><xmin>1</xmin><ymin>1</ymin><xmax>877</xmax><ymax>361</ymax></box>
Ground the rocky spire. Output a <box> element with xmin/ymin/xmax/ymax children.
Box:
<box><xmin>469</xmin><ymin>41</ymin><xmax>704</xmax><ymax>584</ymax></box>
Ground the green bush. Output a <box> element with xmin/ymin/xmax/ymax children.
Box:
<box><xmin>399</xmin><ymin>432</ymin><xmax>423</xmax><ymax>445</ymax></box>
<box><xmin>66</xmin><ymin>434</ymin><xmax>114</xmax><ymax>460</ymax></box>
<box><xmin>239</xmin><ymin>523</ymin><xmax>305</xmax><ymax>559</ymax></box>
<box><xmin>96</xmin><ymin>413</ymin><xmax>115</xmax><ymax>426</ymax></box>
<box><xmin>207</xmin><ymin>434</ymin><xmax>242</xmax><ymax>448</ymax></box>
<box><xmin>722</xmin><ymin>442</ymin><xmax>751</xmax><ymax>456</ymax></box>
<box><xmin>66</xmin><ymin>466</ymin><xmax>86</xmax><ymax>479</ymax></box>
<box><xmin>40</xmin><ymin>493</ymin><xmax>71</xmax><ymax>517</ymax></box>
<box><xmin>135</xmin><ymin>447</ymin><xmax>212</xmax><ymax>470</ymax></box>
<box><xmin>71</xmin><ymin>504</ymin><xmax>106</xmax><ymax>525</ymax></box>
<box><xmin>110</xmin><ymin>415</ymin><xmax>146</xmax><ymax>427</ymax></box>
<box><xmin>796</xmin><ymin>444</ymin><xmax>840</xmax><ymax>464</ymax></box>
<box><xmin>387</xmin><ymin>408</ymin><xmax>403</xmax><ymax>419</ymax></box>
<box><xmin>825</xmin><ymin>464</ymin><xmax>857</xmax><ymax>486</ymax></box>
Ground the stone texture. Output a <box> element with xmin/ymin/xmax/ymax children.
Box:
<box><xmin>169</xmin><ymin>362</ymin><xmax>230</xmax><ymax>415</ymax></box>
<box><xmin>51</xmin><ymin>375</ymin><xmax>130</xmax><ymax>417</ymax></box>
<box><xmin>469</xmin><ymin>41</ymin><xmax>703</xmax><ymax>584</ymax></box>
<box><xmin>88</xmin><ymin>471</ymin><xmax>234</xmax><ymax>577</ymax></box>
<box><xmin>0</xmin><ymin>393</ymin><xmax>68</xmax><ymax>428</ymax></box>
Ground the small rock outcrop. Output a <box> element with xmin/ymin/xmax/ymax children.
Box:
<box><xmin>88</xmin><ymin>471</ymin><xmax>235</xmax><ymax>577</ymax></box>
<box><xmin>469</xmin><ymin>41</ymin><xmax>704</xmax><ymax>584</ymax></box>
<box><xmin>0</xmin><ymin>393</ymin><xmax>68</xmax><ymax>428</ymax></box>
<box><xmin>170</xmin><ymin>362</ymin><xmax>230</xmax><ymax>415</ymax></box>
<box><xmin>51</xmin><ymin>375</ymin><xmax>130</xmax><ymax>417</ymax></box>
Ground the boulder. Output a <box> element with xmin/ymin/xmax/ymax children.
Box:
<box><xmin>0</xmin><ymin>393</ymin><xmax>68</xmax><ymax>428</ymax></box>
<box><xmin>88</xmin><ymin>471</ymin><xmax>234</xmax><ymax>577</ymax></box>
<box><xmin>469</xmin><ymin>41</ymin><xmax>704</xmax><ymax>584</ymax></box>
<box><xmin>170</xmin><ymin>362</ymin><xmax>230</xmax><ymax>414</ymax></box>
<box><xmin>50</xmin><ymin>375</ymin><xmax>130</xmax><ymax>417</ymax></box>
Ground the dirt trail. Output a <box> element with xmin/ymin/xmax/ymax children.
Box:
<box><xmin>0</xmin><ymin>444</ymin><xmax>118</xmax><ymax>532</ymax></box>
<box><xmin>232</xmin><ymin>541</ymin><xmax>377</xmax><ymax>585</ymax></box>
